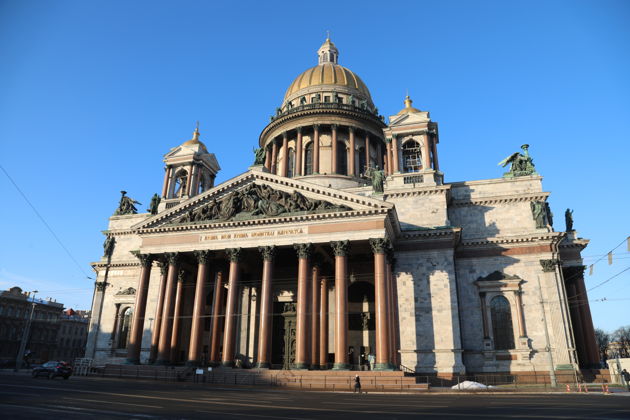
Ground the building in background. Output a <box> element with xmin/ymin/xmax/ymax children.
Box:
<box><xmin>0</xmin><ymin>287</ymin><xmax>64</xmax><ymax>364</ymax></box>
<box><xmin>86</xmin><ymin>39</ymin><xmax>597</xmax><ymax>378</ymax></box>
<box><xmin>55</xmin><ymin>309</ymin><xmax>89</xmax><ymax>362</ymax></box>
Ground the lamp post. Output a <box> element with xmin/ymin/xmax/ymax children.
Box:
<box><xmin>15</xmin><ymin>290</ymin><xmax>38</xmax><ymax>372</ymax></box>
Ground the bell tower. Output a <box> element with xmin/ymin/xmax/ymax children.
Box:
<box><xmin>160</xmin><ymin>125</ymin><xmax>220</xmax><ymax>209</ymax></box>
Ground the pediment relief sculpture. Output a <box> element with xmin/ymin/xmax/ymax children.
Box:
<box><xmin>116</xmin><ymin>287</ymin><xmax>136</xmax><ymax>295</ymax></box>
<box><xmin>476</xmin><ymin>271</ymin><xmax>521</xmax><ymax>282</ymax></box>
<box><xmin>171</xmin><ymin>183</ymin><xmax>351</xmax><ymax>225</ymax></box>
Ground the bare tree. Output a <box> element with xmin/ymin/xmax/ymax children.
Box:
<box><xmin>612</xmin><ymin>326</ymin><xmax>630</xmax><ymax>358</ymax></box>
<box><xmin>595</xmin><ymin>328</ymin><xmax>611</xmax><ymax>361</ymax></box>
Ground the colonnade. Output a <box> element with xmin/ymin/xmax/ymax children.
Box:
<box><xmin>125</xmin><ymin>239</ymin><xmax>398</xmax><ymax>370</ymax></box>
<box><xmin>263</xmin><ymin>125</ymin><xmax>385</xmax><ymax>178</ymax></box>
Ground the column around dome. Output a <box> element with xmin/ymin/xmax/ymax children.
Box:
<box><xmin>348</xmin><ymin>127</ymin><xmax>355</xmax><ymax>177</ymax></box>
<box><xmin>313</xmin><ymin>124</ymin><xmax>320</xmax><ymax>175</ymax></box>
<box><xmin>296</xmin><ymin>127</ymin><xmax>303</xmax><ymax>177</ymax></box>
<box><xmin>331</xmin><ymin>124</ymin><xmax>338</xmax><ymax>174</ymax></box>
<box><xmin>271</xmin><ymin>139</ymin><xmax>278</xmax><ymax>175</ymax></box>
<box><xmin>281</xmin><ymin>132</ymin><xmax>288</xmax><ymax>177</ymax></box>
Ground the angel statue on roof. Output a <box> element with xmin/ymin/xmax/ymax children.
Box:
<box><xmin>498</xmin><ymin>144</ymin><xmax>538</xmax><ymax>178</ymax></box>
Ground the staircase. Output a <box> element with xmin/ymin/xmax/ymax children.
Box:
<box><xmin>99</xmin><ymin>364</ymin><xmax>429</xmax><ymax>392</ymax></box>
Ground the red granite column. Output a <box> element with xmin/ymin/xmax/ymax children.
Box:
<box><xmin>385</xmin><ymin>252</ymin><xmax>397</xmax><ymax>366</ymax></box>
<box><xmin>386</xmin><ymin>138</ymin><xmax>392</xmax><ymax>175</ymax></box>
<box><xmin>331</xmin><ymin>240</ymin><xmax>350</xmax><ymax>370</ymax></box>
<box><xmin>169</xmin><ymin>269</ymin><xmax>185</xmax><ymax>363</ymax></box>
<box><xmin>295</xmin><ymin>127</ymin><xmax>303</xmax><ymax>176</ymax></box>
<box><xmin>313</xmin><ymin>125</ymin><xmax>320</xmax><ymax>174</ymax></box>
<box><xmin>156</xmin><ymin>253</ymin><xmax>179</xmax><ymax>364</ymax></box>
<box><xmin>187</xmin><ymin>250</ymin><xmax>210</xmax><ymax>366</ymax></box>
<box><xmin>281</xmin><ymin>132</ymin><xmax>289</xmax><ymax>177</ymax></box>
<box><xmin>319</xmin><ymin>276</ymin><xmax>329</xmax><ymax>369</ymax></box>
<box><xmin>574</xmin><ymin>268</ymin><xmax>600</xmax><ymax>367</ymax></box>
<box><xmin>370</xmin><ymin>238</ymin><xmax>393</xmax><ymax>370</ymax></box>
<box><xmin>331</xmin><ymin>124</ymin><xmax>338</xmax><ymax>174</ymax></box>
<box><xmin>365</xmin><ymin>133</ymin><xmax>371</xmax><ymax>170</ymax></box>
<box><xmin>271</xmin><ymin>140</ymin><xmax>278</xmax><ymax>175</ymax></box>
<box><xmin>221</xmin><ymin>248</ymin><xmax>241</xmax><ymax>367</ymax></box>
<box><xmin>514</xmin><ymin>290</ymin><xmax>527</xmax><ymax>338</ymax></box>
<box><xmin>294</xmin><ymin>243</ymin><xmax>312</xmax><ymax>369</ymax></box>
<box><xmin>431</xmin><ymin>132</ymin><xmax>440</xmax><ymax>171</ymax></box>
<box><xmin>264</xmin><ymin>144</ymin><xmax>271</xmax><ymax>171</ymax></box>
<box><xmin>209</xmin><ymin>270</ymin><xmax>225</xmax><ymax>365</ymax></box>
<box><xmin>161</xmin><ymin>167</ymin><xmax>172</xmax><ymax>198</ymax></box>
<box><xmin>149</xmin><ymin>262</ymin><xmax>168</xmax><ymax>363</ymax></box>
<box><xmin>348</xmin><ymin>127</ymin><xmax>355</xmax><ymax>177</ymax></box>
<box><xmin>311</xmin><ymin>262</ymin><xmax>321</xmax><ymax>369</ymax></box>
<box><xmin>256</xmin><ymin>246</ymin><xmax>275</xmax><ymax>368</ymax></box>
<box><xmin>391</xmin><ymin>135</ymin><xmax>400</xmax><ymax>173</ymax></box>
<box><xmin>422</xmin><ymin>133</ymin><xmax>431</xmax><ymax>170</ymax></box>
<box><xmin>126</xmin><ymin>253</ymin><xmax>153</xmax><ymax>364</ymax></box>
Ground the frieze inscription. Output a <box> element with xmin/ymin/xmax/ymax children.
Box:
<box><xmin>201</xmin><ymin>228</ymin><xmax>305</xmax><ymax>242</ymax></box>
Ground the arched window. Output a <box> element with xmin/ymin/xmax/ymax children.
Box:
<box><xmin>490</xmin><ymin>296</ymin><xmax>515</xmax><ymax>350</ymax></box>
<box><xmin>173</xmin><ymin>170</ymin><xmax>188</xmax><ymax>198</ymax></box>
<box><xmin>117</xmin><ymin>307</ymin><xmax>132</xmax><ymax>349</ymax></box>
<box><xmin>402</xmin><ymin>140</ymin><xmax>422</xmax><ymax>173</ymax></box>
<box><xmin>287</xmin><ymin>148</ymin><xmax>295</xmax><ymax>178</ymax></box>
<box><xmin>304</xmin><ymin>142</ymin><xmax>313</xmax><ymax>175</ymax></box>
<box><xmin>337</xmin><ymin>141</ymin><xmax>347</xmax><ymax>175</ymax></box>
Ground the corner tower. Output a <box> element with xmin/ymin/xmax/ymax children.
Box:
<box><xmin>259</xmin><ymin>38</ymin><xmax>387</xmax><ymax>189</ymax></box>
<box><xmin>160</xmin><ymin>125</ymin><xmax>220</xmax><ymax>210</ymax></box>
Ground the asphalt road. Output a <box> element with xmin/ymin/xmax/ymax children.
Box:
<box><xmin>0</xmin><ymin>374</ymin><xmax>629</xmax><ymax>419</ymax></box>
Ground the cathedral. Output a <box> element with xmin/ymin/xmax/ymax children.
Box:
<box><xmin>86</xmin><ymin>39</ymin><xmax>599</xmax><ymax>377</ymax></box>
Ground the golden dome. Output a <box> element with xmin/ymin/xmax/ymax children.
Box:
<box><xmin>283</xmin><ymin>38</ymin><xmax>373</xmax><ymax>102</ymax></box>
<box><xmin>182</xmin><ymin>125</ymin><xmax>208</xmax><ymax>152</ymax></box>
<box><xmin>397</xmin><ymin>95</ymin><xmax>421</xmax><ymax>115</ymax></box>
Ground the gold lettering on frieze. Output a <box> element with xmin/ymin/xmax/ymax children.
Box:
<box><xmin>200</xmin><ymin>228</ymin><xmax>305</xmax><ymax>242</ymax></box>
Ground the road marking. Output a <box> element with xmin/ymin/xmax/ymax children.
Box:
<box><xmin>47</xmin><ymin>404</ymin><xmax>158</xmax><ymax>418</ymax></box>
<box><xmin>63</xmin><ymin>397</ymin><xmax>163</xmax><ymax>409</ymax></box>
<box><xmin>197</xmin><ymin>409</ymin><xmax>314</xmax><ymax>419</ymax></box>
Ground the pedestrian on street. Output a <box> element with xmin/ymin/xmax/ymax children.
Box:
<box><xmin>622</xmin><ymin>369</ymin><xmax>630</xmax><ymax>391</ymax></box>
<box><xmin>354</xmin><ymin>374</ymin><xmax>361</xmax><ymax>394</ymax></box>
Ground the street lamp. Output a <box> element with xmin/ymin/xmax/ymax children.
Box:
<box><xmin>15</xmin><ymin>290</ymin><xmax>38</xmax><ymax>372</ymax></box>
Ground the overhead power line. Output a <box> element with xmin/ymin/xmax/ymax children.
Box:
<box><xmin>0</xmin><ymin>164</ymin><xmax>91</xmax><ymax>279</ymax></box>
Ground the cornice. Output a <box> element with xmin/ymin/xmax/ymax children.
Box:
<box><xmin>459</xmin><ymin>231</ymin><xmax>564</xmax><ymax>248</ymax></box>
<box><xmin>384</xmin><ymin>184</ymin><xmax>451</xmax><ymax>198</ymax></box>
<box><xmin>91</xmin><ymin>260</ymin><xmax>141</xmax><ymax>270</ymax></box>
<box><xmin>450</xmin><ymin>192</ymin><xmax>550</xmax><ymax>207</ymax></box>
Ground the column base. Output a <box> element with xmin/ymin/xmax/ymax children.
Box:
<box><xmin>293</xmin><ymin>362</ymin><xmax>309</xmax><ymax>370</ymax></box>
<box><xmin>310</xmin><ymin>364</ymin><xmax>320</xmax><ymax>370</ymax></box>
<box><xmin>255</xmin><ymin>362</ymin><xmax>271</xmax><ymax>369</ymax></box>
<box><xmin>374</xmin><ymin>362</ymin><xmax>396</xmax><ymax>371</ymax></box>
<box><xmin>124</xmin><ymin>358</ymin><xmax>140</xmax><ymax>365</ymax></box>
<box><xmin>332</xmin><ymin>363</ymin><xmax>351</xmax><ymax>370</ymax></box>
<box><xmin>185</xmin><ymin>360</ymin><xmax>200</xmax><ymax>367</ymax></box>
<box><xmin>221</xmin><ymin>361</ymin><xmax>234</xmax><ymax>368</ymax></box>
<box><xmin>318</xmin><ymin>364</ymin><xmax>328</xmax><ymax>370</ymax></box>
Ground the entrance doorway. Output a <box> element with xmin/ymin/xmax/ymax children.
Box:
<box><xmin>271</xmin><ymin>302</ymin><xmax>296</xmax><ymax>369</ymax></box>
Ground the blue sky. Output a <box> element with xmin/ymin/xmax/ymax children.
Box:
<box><xmin>0</xmin><ymin>1</ymin><xmax>628</xmax><ymax>332</ymax></box>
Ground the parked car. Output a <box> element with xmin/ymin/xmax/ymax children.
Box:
<box><xmin>32</xmin><ymin>361</ymin><xmax>72</xmax><ymax>379</ymax></box>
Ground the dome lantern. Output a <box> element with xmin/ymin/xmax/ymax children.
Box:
<box><xmin>318</xmin><ymin>37</ymin><xmax>338</xmax><ymax>64</ymax></box>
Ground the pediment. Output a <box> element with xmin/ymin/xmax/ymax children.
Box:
<box><xmin>389</xmin><ymin>111</ymin><xmax>430</xmax><ymax>127</ymax></box>
<box><xmin>135</xmin><ymin>170</ymin><xmax>393</xmax><ymax>231</ymax></box>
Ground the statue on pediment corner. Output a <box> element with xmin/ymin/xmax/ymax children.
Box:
<box><xmin>253</xmin><ymin>147</ymin><xmax>266</xmax><ymax>165</ymax></box>
<box><xmin>114</xmin><ymin>191</ymin><xmax>141</xmax><ymax>215</ymax></box>
<box><xmin>116</xmin><ymin>287</ymin><xmax>136</xmax><ymax>296</ymax></box>
<box><xmin>147</xmin><ymin>193</ymin><xmax>161</xmax><ymax>215</ymax></box>
<box><xmin>498</xmin><ymin>144</ymin><xmax>537</xmax><ymax>178</ymax></box>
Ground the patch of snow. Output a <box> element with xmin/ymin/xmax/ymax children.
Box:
<box><xmin>451</xmin><ymin>380</ymin><xmax>496</xmax><ymax>390</ymax></box>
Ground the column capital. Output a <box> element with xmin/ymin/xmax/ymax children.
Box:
<box><xmin>226</xmin><ymin>248</ymin><xmax>242</xmax><ymax>262</ymax></box>
<box><xmin>194</xmin><ymin>250</ymin><xmax>212</xmax><ymax>264</ymax></box>
<box><xmin>540</xmin><ymin>259</ymin><xmax>559</xmax><ymax>272</ymax></box>
<box><xmin>282</xmin><ymin>131</ymin><xmax>288</xmax><ymax>139</ymax></box>
<box><xmin>330</xmin><ymin>240</ymin><xmax>350</xmax><ymax>257</ymax></box>
<box><xmin>385</xmin><ymin>137</ymin><xmax>392</xmax><ymax>144</ymax></box>
<box><xmin>258</xmin><ymin>245</ymin><xmax>276</xmax><ymax>261</ymax></box>
<box><xmin>177</xmin><ymin>269</ymin><xmax>186</xmax><ymax>282</ymax></box>
<box><xmin>313</xmin><ymin>124</ymin><xmax>320</xmax><ymax>130</ymax></box>
<box><xmin>348</xmin><ymin>126</ymin><xmax>355</xmax><ymax>133</ymax></box>
<box><xmin>132</xmin><ymin>252</ymin><xmax>154</xmax><ymax>267</ymax></box>
<box><xmin>158</xmin><ymin>260</ymin><xmax>168</xmax><ymax>276</ymax></box>
<box><xmin>296</xmin><ymin>126</ymin><xmax>303</xmax><ymax>134</ymax></box>
<box><xmin>331</xmin><ymin>124</ymin><xmax>338</xmax><ymax>130</ymax></box>
<box><xmin>294</xmin><ymin>243</ymin><xmax>313</xmax><ymax>259</ymax></box>
<box><xmin>165</xmin><ymin>252</ymin><xmax>180</xmax><ymax>266</ymax></box>
<box><xmin>369</xmin><ymin>238</ymin><xmax>390</xmax><ymax>254</ymax></box>
<box><xmin>95</xmin><ymin>281</ymin><xmax>107</xmax><ymax>292</ymax></box>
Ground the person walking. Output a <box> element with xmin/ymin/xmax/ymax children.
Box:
<box><xmin>622</xmin><ymin>369</ymin><xmax>630</xmax><ymax>391</ymax></box>
<box><xmin>354</xmin><ymin>374</ymin><xmax>361</xmax><ymax>394</ymax></box>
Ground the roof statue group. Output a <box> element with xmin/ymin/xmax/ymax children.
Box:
<box><xmin>113</xmin><ymin>191</ymin><xmax>160</xmax><ymax>216</ymax></box>
<box><xmin>498</xmin><ymin>144</ymin><xmax>538</xmax><ymax>178</ymax></box>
